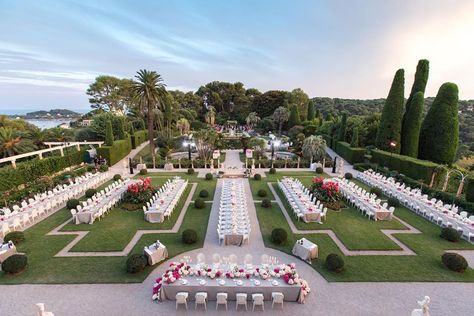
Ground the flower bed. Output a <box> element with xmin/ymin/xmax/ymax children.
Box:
<box><xmin>122</xmin><ymin>177</ymin><xmax>155</xmax><ymax>206</ymax></box>
<box><xmin>310</xmin><ymin>176</ymin><xmax>344</xmax><ymax>210</ymax></box>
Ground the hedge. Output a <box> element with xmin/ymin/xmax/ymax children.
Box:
<box><xmin>370</xmin><ymin>149</ymin><xmax>441</xmax><ymax>183</ymax></box>
<box><xmin>0</xmin><ymin>150</ymin><xmax>85</xmax><ymax>193</ymax></box>
<box><xmin>465</xmin><ymin>178</ymin><xmax>474</xmax><ymax>203</ymax></box>
<box><xmin>130</xmin><ymin>130</ymin><xmax>147</xmax><ymax>149</ymax></box>
<box><xmin>335</xmin><ymin>142</ymin><xmax>365</xmax><ymax>164</ymax></box>
<box><xmin>96</xmin><ymin>137</ymin><xmax>132</xmax><ymax>166</ymax></box>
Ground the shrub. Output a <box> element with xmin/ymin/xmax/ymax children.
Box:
<box><xmin>182</xmin><ymin>229</ymin><xmax>198</xmax><ymax>244</ymax></box>
<box><xmin>254</xmin><ymin>174</ymin><xmax>262</xmax><ymax>181</ymax></box>
<box><xmin>261</xmin><ymin>198</ymin><xmax>272</xmax><ymax>208</ymax></box>
<box><xmin>126</xmin><ymin>254</ymin><xmax>148</xmax><ymax>273</ymax></box>
<box><xmin>139</xmin><ymin>169</ymin><xmax>148</xmax><ymax>175</ymax></box>
<box><xmin>442</xmin><ymin>252</ymin><xmax>468</xmax><ymax>273</ymax></box>
<box><xmin>205</xmin><ymin>173</ymin><xmax>213</xmax><ymax>180</ymax></box>
<box><xmin>66</xmin><ymin>199</ymin><xmax>80</xmax><ymax>210</ymax></box>
<box><xmin>326</xmin><ymin>253</ymin><xmax>344</xmax><ymax>273</ymax></box>
<box><xmin>4</xmin><ymin>231</ymin><xmax>25</xmax><ymax>245</ymax></box>
<box><xmin>257</xmin><ymin>189</ymin><xmax>267</xmax><ymax>197</ymax></box>
<box><xmin>370</xmin><ymin>187</ymin><xmax>382</xmax><ymax>197</ymax></box>
<box><xmin>269</xmin><ymin>167</ymin><xmax>276</xmax><ymax>174</ymax></box>
<box><xmin>85</xmin><ymin>188</ymin><xmax>97</xmax><ymax>198</ymax></box>
<box><xmin>316</xmin><ymin>167</ymin><xmax>324</xmax><ymax>174</ymax></box>
<box><xmin>344</xmin><ymin>172</ymin><xmax>353</xmax><ymax>180</ymax></box>
<box><xmin>387</xmin><ymin>197</ymin><xmax>400</xmax><ymax>208</ymax></box>
<box><xmin>113</xmin><ymin>174</ymin><xmax>122</xmax><ymax>181</ymax></box>
<box><xmin>194</xmin><ymin>198</ymin><xmax>205</xmax><ymax>209</ymax></box>
<box><xmin>440</xmin><ymin>227</ymin><xmax>461</xmax><ymax>242</ymax></box>
<box><xmin>199</xmin><ymin>190</ymin><xmax>209</xmax><ymax>198</ymax></box>
<box><xmin>187</xmin><ymin>168</ymin><xmax>195</xmax><ymax>175</ymax></box>
<box><xmin>271</xmin><ymin>228</ymin><xmax>288</xmax><ymax>245</ymax></box>
<box><xmin>99</xmin><ymin>164</ymin><xmax>109</xmax><ymax>172</ymax></box>
<box><xmin>2</xmin><ymin>254</ymin><xmax>28</xmax><ymax>274</ymax></box>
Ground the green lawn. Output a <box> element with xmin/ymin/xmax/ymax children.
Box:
<box><xmin>253</xmin><ymin>171</ymin><xmax>474</xmax><ymax>282</ymax></box>
<box><xmin>0</xmin><ymin>173</ymin><xmax>214</xmax><ymax>284</ymax></box>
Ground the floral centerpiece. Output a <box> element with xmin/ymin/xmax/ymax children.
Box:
<box><xmin>122</xmin><ymin>177</ymin><xmax>155</xmax><ymax>210</ymax></box>
<box><xmin>310</xmin><ymin>176</ymin><xmax>344</xmax><ymax>210</ymax></box>
<box><xmin>152</xmin><ymin>262</ymin><xmax>311</xmax><ymax>303</ymax></box>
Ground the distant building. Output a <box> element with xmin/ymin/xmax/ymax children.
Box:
<box><xmin>80</xmin><ymin>119</ymin><xmax>93</xmax><ymax>127</ymax></box>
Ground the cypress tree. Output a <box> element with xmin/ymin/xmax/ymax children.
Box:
<box><xmin>130</xmin><ymin>125</ymin><xmax>135</xmax><ymax>135</ymax></box>
<box><xmin>350</xmin><ymin>127</ymin><xmax>359</xmax><ymax>147</ymax></box>
<box><xmin>117</xmin><ymin>120</ymin><xmax>125</xmax><ymax>139</ymax></box>
<box><xmin>315</xmin><ymin>109</ymin><xmax>321</xmax><ymax>119</ymax></box>
<box><xmin>307</xmin><ymin>102</ymin><xmax>315</xmax><ymax>121</ymax></box>
<box><xmin>105</xmin><ymin>120</ymin><xmax>114</xmax><ymax>146</ymax></box>
<box><xmin>288</xmin><ymin>105</ymin><xmax>301</xmax><ymax>127</ymax></box>
<box><xmin>418</xmin><ymin>83</ymin><xmax>459</xmax><ymax>164</ymax></box>
<box><xmin>401</xmin><ymin>59</ymin><xmax>429</xmax><ymax>155</ymax></box>
<box><xmin>400</xmin><ymin>92</ymin><xmax>424</xmax><ymax>157</ymax></box>
<box><xmin>375</xmin><ymin>69</ymin><xmax>404</xmax><ymax>153</ymax></box>
<box><xmin>337</xmin><ymin>113</ymin><xmax>347</xmax><ymax>142</ymax></box>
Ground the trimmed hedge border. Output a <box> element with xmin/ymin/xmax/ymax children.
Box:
<box><xmin>96</xmin><ymin>137</ymin><xmax>132</xmax><ymax>166</ymax></box>
<box><xmin>130</xmin><ymin>130</ymin><xmax>147</xmax><ymax>149</ymax></box>
<box><xmin>335</xmin><ymin>142</ymin><xmax>365</xmax><ymax>164</ymax></box>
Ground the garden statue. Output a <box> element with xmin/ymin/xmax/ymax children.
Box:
<box><xmin>411</xmin><ymin>296</ymin><xmax>430</xmax><ymax>316</ymax></box>
<box><xmin>338</xmin><ymin>159</ymin><xmax>344</xmax><ymax>177</ymax></box>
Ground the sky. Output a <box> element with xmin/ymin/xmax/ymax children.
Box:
<box><xmin>0</xmin><ymin>0</ymin><xmax>473</xmax><ymax>113</ymax></box>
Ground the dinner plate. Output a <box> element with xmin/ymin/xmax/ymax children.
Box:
<box><xmin>199</xmin><ymin>280</ymin><xmax>206</xmax><ymax>285</ymax></box>
<box><xmin>236</xmin><ymin>280</ymin><xmax>243</xmax><ymax>286</ymax></box>
<box><xmin>180</xmin><ymin>279</ymin><xmax>188</xmax><ymax>285</ymax></box>
<box><xmin>272</xmin><ymin>280</ymin><xmax>279</xmax><ymax>286</ymax></box>
<box><xmin>219</xmin><ymin>280</ymin><xmax>226</xmax><ymax>286</ymax></box>
<box><xmin>254</xmin><ymin>280</ymin><xmax>261</xmax><ymax>286</ymax></box>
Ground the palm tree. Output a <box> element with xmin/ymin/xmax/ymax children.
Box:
<box><xmin>272</xmin><ymin>106</ymin><xmax>289</xmax><ymax>137</ymax></box>
<box><xmin>133</xmin><ymin>69</ymin><xmax>167</xmax><ymax>157</ymax></box>
<box><xmin>0</xmin><ymin>127</ymin><xmax>35</xmax><ymax>158</ymax></box>
<box><xmin>246</xmin><ymin>112</ymin><xmax>260</xmax><ymax>129</ymax></box>
<box><xmin>176</xmin><ymin>118</ymin><xmax>190</xmax><ymax>135</ymax></box>
<box><xmin>302</xmin><ymin>135</ymin><xmax>327</xmax><ymax>164</ymax></box>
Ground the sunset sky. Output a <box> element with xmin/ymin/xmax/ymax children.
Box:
<box><xmin>0</xmin><ymin>0</ymin><xmax>473</xmax><ymax>113</ymax></box>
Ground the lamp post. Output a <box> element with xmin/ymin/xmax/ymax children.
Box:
<box><xmin>389</xmin><ymin>141</ymin><xmax>396</xmax><ymax>169</ymax></box>
<box><xmin>183</xmin><ymin>137</ymin><xmax>195</xmax><ymax>161</ymax></box>
<box><xmin>270</xmin><ymin>137</ymin><xmax>281</xmax><ymax>166</ymax></box>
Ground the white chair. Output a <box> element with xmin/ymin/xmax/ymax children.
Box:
<box><xmin>229</xmin><ymin>254</ymin><xmax>237</xmax><ymax>264</ymax></box>
<box><xmin>252</xmin><ymin>293</ymin><xmax>264</xmax><ymax>311</ymax></box>
<box><xmin>195</xmin><ymin>292</ymin><xmax>207</xmax><ymax>310</ymax></box>
<box><xmin>272</xmin><ymin>292</ymin><xmax>284</xmax><ymax>309</ymax></box>
<box><xmin>1</xmin><ymin>222</ymin><xmax>10</xmax><ymax>238</ymax></box>
<box><xmin>36</xmin><ymin>303</ymin><xmax>54</xmax><ymax>316</ymax></box>
<box><xmin>236</xmin><ymin>293</ymin><xmax>248</xmax><ymax>310</ymax></box>
<box><xmin>175</xmin><ymin>292</ymin><xmax>188</xmax><ymax>310</ymax></box>
<box><xmin>216</xmin><ymin>292</ymin><xmax>228</xmax><ymax>310</ymax></box>
<box><xmin>197</xmin><ymin>253</ymin><xmax>206</xmax><ymax>266</ymax></box>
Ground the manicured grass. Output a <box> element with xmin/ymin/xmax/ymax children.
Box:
<box><xmin>0</xmin><ymin>173</ymin><xmax>213</xmax><ymax>284</ymax></box>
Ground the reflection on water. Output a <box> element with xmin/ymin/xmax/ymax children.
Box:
<box><xmin>26</xmin><ymin>119</ymin><xmax>71</xmax><ymax>129</ymax></box>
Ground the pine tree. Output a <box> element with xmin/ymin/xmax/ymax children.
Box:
<box><xmin>401</xmin><ymin>59</ymin><xmax>429</xmax><ymax>155</ymax></box>
<box><xmin>105</xmin><ymin>120</ymin><xmax>114</xmax><ymax>146</ymax></box>
<box><xmin>307</xmin><ymin>102</ymin><xmax>315</xmax><ymax>121</ymax></box>
<box><xmin>350</xmin><ymin>127</ymin><xmax>359</xmax><ymax>147</ymax></box>
<box><xmin>337</xmin><ymin>113</ymin><xmax>347</xmax><ymax>142</ymax></box>
<box><xmin>400</xmin><ymin>92</ymin><xmax>424</xmax><ymax>157</ymax></box>
<box><xmin>418</xmin><ymin>83</ymin><xmax>459</xmax><ymax>164</ymax></box>
<box><xmin>117</xmin><ymin>120</ymin><xmax>125</xmax><ymax>139</ymax></box>
<box><xmin>288</xmin><ymin>105</ymin><xmax>301</xmax><ymax>127</ymax></box>
<box><xmin>375</xmin><ymin>69</ymin><xmax>405</xmax><ymax>153</ymax></box>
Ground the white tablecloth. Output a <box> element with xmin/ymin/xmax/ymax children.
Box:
<box><xmin>292</xmin><ymin>238</ymin><xmax>318</xmax><ymax>262</ymax></box>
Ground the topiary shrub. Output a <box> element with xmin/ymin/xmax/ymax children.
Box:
<box><xmin>269</xmin><ymin>168</ymin><xmax>276</xmax><ymax>174</ymax></box>
<box><xmin>113</xmin><ymin>174</ymin><xmax>122</xmax><ymax>181</ymax></box>
<box><xmin>254</xmin><ymin>174</ymin><xmax>262</xmax><ymax>181</ymax></box>
<box><xmin>2</xmin><ymin>254</ymin><xmax>28</xmax><ymax>274</ymax></box>
<box><xmin>316</xmin><ymin>167</ymin><xmax>324</xmax><ymax>174</ymax></box>
<box><xmin>257</xmin><ymin>189</ymin><xmax>267</xmax><ymax>197</ymax></box>
<box><xmin>99</xmin><ymin>164</ymin><xmax>109</xmax><ymax>172</ymax></box>
<box><xmin>86</xmin><ymin>165</ymin><xmax>95</xmax><ymax>172</ymax></box>
<box><xmin>126</xmin><ymin>254</ymin><xmax>148</xmax><ymax>273</ymax></box>
<box><xmin>326</xmin><ymin>253</ymin><xmax>344</xmax><ymax>273</ymax></box>
<box><xmin>194</xmin><ymin>198</ymin><xmax>205</xmax><ymax>209</ymax></box>
<box><xmin>199</xmin><ymin>190</ymin><xmax>209</xmax><ymax>198</ymax></box>
<box><xmin>187</xmin><ymin>168</ymin><xmax>195</xmax><ymax>175</ymax></box>
<box><xmin>344</xmin><ymin>172</ymin><xmax>353</xmax><ymax>180</ymax></box>
<box><xmin>261</xmin><ymin>198</ymin><xmax>272</xmax><ymax>208</ymax></box>
<box><xmin>440</xmin><ymin>227</ymin><xmax>461</xmax><ymax>242</ymax></box>
<box><xmin>182</xmin><ymin>229</ymin><xmax>198</xmax><ymax>244</ymax></box>
<box><xmin>271</xmin><ymin>228</ymin><xmax>288</xmax><ymax>245</ymax></box>
<box><xmin>370</xmin><ymin>187</ymin><xmax>382</xmax><ymax>197</ymax></box>
<box><xmin>442</xmin><ymin>252</ymin><xmax>468</xmax><ymax>273</ymax></box>
<box><xmin>4</xmin><ymin>231</ymin><xmax>25</xmax><ymax>245</ymax></box>
<box><xmin>139</xmin><ymin>169</ymin><xmax>148</xmax><ymax>175</ymax></box>
<box><xmin>85</xmin><ymin>188</ymin><xmax>97</xmax><ymax>198</ymax></box>
<box><xmin>66</xmin><ymin>199</ymin><xmax>80</xmax><ymax>210</ymax></box>
<box><xmin>387</xmin><ymin>197</ymin><xmax>400</xmax><ymax>208</ymax></box>
<box><xmin>205</xmin><ymin>173</ymin><xmax>213</xmax><ymax>180</ymax></box>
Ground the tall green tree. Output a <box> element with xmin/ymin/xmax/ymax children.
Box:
<box><xmin>375</xmin><ymin>69</ymin><xmax>405</xmax><ymax>152</ymax></box>
<box><xmin>117</xmin><ymin>120</ymin><xmax>125</xmax><ymax>139</ymax></box>
<box><xmin>288</xmin><ymin>105</ymin><xmax>301</xmax><ymax>127</ymax></box>
<box><xmin>133</xmin><ymin>70</ymin><xmax>167</xmax><ymax>157</ymax></box>
<box><xmin>350</xmin><ymin>127</ymin><xmax>359</xmax><ymax>147</ymax></box>
<box><xmin>272</xmin><ymin>106</ymin><xmax>289</xmax><ymax>136</ymax></box>
<box><xmin>401</xmin><ymin>59</ymin><xmax>429</xmax><ymax>155</ymax></box>
<box><xmin>289</xmin><ymin>88</ymin><xmax>309</xmax><ymax>121</ymax></box>
<box><xmin>307</xmin><ymin>102</ymin><xmax>315</xmax><ymax>121</ymax></box>
<box><xmin>400</xmin><ymin>92</ymin><xmax>424</xmax><ymax>157</ymax></box>
<box><xmin>337</xmin><ymin>113</ymin><xmax>348</xmax><ymax>142</ymax></box>
<box><xmin>418</xmin><ymin>83</ymin><xmax>459</xmax><ymax>164</ymax></box>
<box><xmin>87</xmin><ymin>75</ymin><xmax>134</xmax><ymax>113</ymax></box>
<box><xmin>302</xmin><ymin>135</ymin><xmax>327</xmax><ymax>164</ymax></box>
<box><xmin>105</xmin><ymin>120</ymin><xmax>114</xmax><ymax>146</ymax></box>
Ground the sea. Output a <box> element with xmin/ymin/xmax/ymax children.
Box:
<box><xmin>25</xmin><ymin>119</ymin><xmax>71</xmax><ymax>129</ymax></box>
